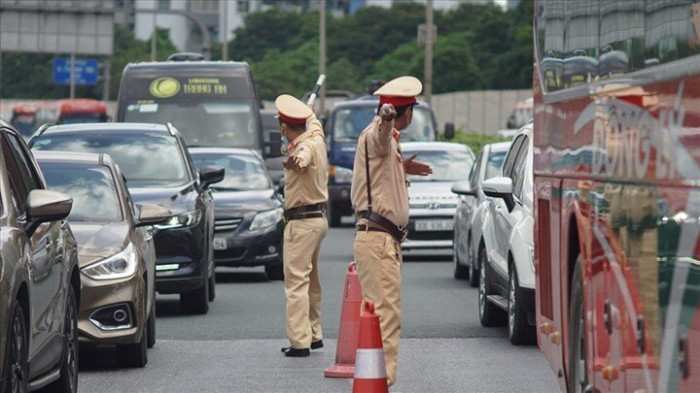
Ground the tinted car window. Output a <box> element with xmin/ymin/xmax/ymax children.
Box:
<box><xmin>511</xmin><ymin>138</ymin><xmax>530</xmax><ymax>200</ymax></box>
<box><xmin>32</xmin><ymin>133</ymin><xmax>189</xmax><ymax>184</ymax></box>
<box><xmin>2</xmin><ymin>134</ymin><xmax>41</xmax><ymax>210</ymax></box>
<box><xmin>41</xmin><ymin>163</ymin><xmax>123</xmax><ymax>222</ymax></box>
<box><xmin>402</xmin><ymin>150</ymin><xmax>474</xmax><ymax>183</ymax></box>
<box><xmin>502</xmin><ymin>136</ymin><xmax>524</xmax><ymax>178</ymax></box>
<box><xmin>191</xmin><ymin>153</ymin><xmax>270</xmax><ymax>191</ymax></box>
<box><xmin>484</xmin><ymin>150</ymin><xmax>507</xmax><ymax>180</ymax></box>
<box><xmin>469</xmin><ymin>151</ymin><xmax>483</xmax><ymax>189</ymax></box>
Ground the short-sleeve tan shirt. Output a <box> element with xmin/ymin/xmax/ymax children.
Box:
<box><xmin>283</xmin><ymin>115</ymin><xmax>329</xmax><ymax>210</ymax></box>
<box><xmin>350</xmin><ymin>116</ymin><xmax>409</xmax><ymax>228</ymax></box>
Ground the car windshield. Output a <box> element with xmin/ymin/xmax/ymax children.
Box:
<box><xmin>191</xmin><ymin>152</ymin><xmax>270</xmax><ymax>191</ymax></box>
<box><xmin>32</xmin><ymin>133</ymin><xmax>189</xmax><ymax>185</ymax></box>
<box><xmin>39</xmin><ymin>163</ymin><xmax>122</xmax><ymax>222</ymax></box>
<box><xmin>123</xmin><ymin>100</ymin><xmax>257</xmax><ymax>148</ymax></box>
<box><xmin>403</xmin><ymin>149</ymin><xmax>474</xmax><ymax>182</ymax></box>
<box><xmin>485</xmin><ymin>150</ymin><xmax>507</xmax><ymax>180</ymax></box>
<box><xmin>332</xmin><ymin>106</ymin><xmax>435</xmax><ymax>142</ymax></box>
<box><xmin>58</xmin><ymin>113</ymin><xmax>105</xmax><ymax>124</ymax></box>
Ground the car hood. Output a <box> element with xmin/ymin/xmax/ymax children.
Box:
<box><xmin>127</xmin><ymin>182</ymin><xmax>196</xmax><ymax>212</ymax></box>
<box><xmin>211</xmin><ymin>189</ymin><xmax>279</xmax><ymax>215</ymax></box>
<box><xmin>70</xmin><ymin>221</ymin><xmax>129</xmax><ymax>268</ymax></box>
<box><xmin>408</xmin><ymin>181</ymin><xmax>459</xmax><ymax>200</ymax></box>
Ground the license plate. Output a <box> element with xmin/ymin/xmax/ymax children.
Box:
<box><xmin>415</xmin><ymin>219</ymin><xmax>453</xmax><ymax>231</ymax></box>
<box><xmin>213</xmin><ymin>237</ymin><xmax>227</xmax><ymax>250</ymax></box>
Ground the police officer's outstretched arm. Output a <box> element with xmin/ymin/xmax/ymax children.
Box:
<box><xmin>368</xmin><ymin>103</ymin><xmax>397</xmax><ymax>158</ymax></box>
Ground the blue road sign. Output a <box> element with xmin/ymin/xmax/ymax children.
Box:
<box><xmin>52</xmin><ymin>58</ymin><xmax>99</xmax><ymax>86</ymax></box>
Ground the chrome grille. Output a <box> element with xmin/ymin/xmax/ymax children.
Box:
<box><xmin>215</xmin><ymin>217</ymin><xmax>243</xmax><ymax>232</ymax></box>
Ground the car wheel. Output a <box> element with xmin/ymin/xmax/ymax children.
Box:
<box><xmin>116</xmin><ymin>318</ymin><xmax>148</xmax><ymax>368</ymax></box>
<box><xmin>568</xmin><ymin>256</ymin><xmax>588</xmax><ymax>393</ymax></box>
<box><xmin>180</xmin><ymin>282</ymin><xmax>209</xmax><ymax>315</ymax></box>
<box><xmin>478</xmin><ymin>246</ymin><xmax>506</xmax><ymax>327</ymax></box>
<box><xmin>2</xmin><ymin>302</ymin><xmax>28</xmax><ymax>393</ymax></box>
<box><xmin>508</xmin><ymin>267</ymin><xmax>535</xmax><ymax>345</ymax></box>
<box><xmin>147</xmin><ymin>302</ymin><xmax>156</xmax><ymax>349</ymax></box>
<box><xmin>265</xmin><ymin>262</ymin><xmax>284</xmax><ymax>281</ymax></box>
<box><xmin>453</xmin><ymin>241</ymin><xmax>469</xmax><ymax>280</ymax></box>
<box><xmin>208</xmin><ymin>271</ymin><xmax>216</xmax><ymax>302</ymax></box>
<box><xmin>44</xmin><ymin>285</ymin><xmax>79</xmax><ymax>393</ymax></box>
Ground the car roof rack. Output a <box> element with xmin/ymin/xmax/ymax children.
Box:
<box><xmin>167</xmin><ymin>52</ymin><xmax>206</xmax><ymax>61</ymax></box>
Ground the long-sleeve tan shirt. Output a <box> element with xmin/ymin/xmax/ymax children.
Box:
<box><xmin>350</xmin><ymin>116</ymin><xmax>409</xmax><ymax>228</ymax></box>
<box><xmin>283</xmin><ymin>114</ymin><xmax>329</xmax><ymax>210</ymax></box>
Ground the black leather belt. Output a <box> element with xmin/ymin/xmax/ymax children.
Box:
<box><xmin>356</xmin><ymin>210</ymin><xmax>408</xmax><ymax>242</ymax></box>
<box><xmin>284</xmin><ymin>203</ymin><xmax>326</xmax><ymax>221</ymax></box>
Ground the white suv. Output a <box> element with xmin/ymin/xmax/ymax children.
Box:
<box><xmin>478</xmin><ymin>122</ymin><xmax>535</xmax><ymax>345</ymax></box>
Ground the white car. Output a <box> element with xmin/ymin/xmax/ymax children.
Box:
<box><xmin>451</xmin><ymin>142</ymin><xmax>510</xmax><ymax>286</ymax></box>
<box><xmin>401</xmin><ymin>142</ymin><xmax>475</xmax><ymax>252</ymax></box>
<box><xmin>478</xmin><ymin>123</ymin><xmax>536</xmax><ymax>345</ymax></box>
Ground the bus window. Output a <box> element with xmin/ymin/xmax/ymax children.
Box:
<box><xmin>645</xmin><ymin>0</ymin><xmax>700</xmax><ymax>66</ymax></box>
<box><xmin>123</xmin><ymin>101</ymin><xmax>257</xmax><ymax>147</ymax></box>
<box><xmin>563</xmin><ymin>0</ymin><xmax>599</xmax><ymax>88</ymax></box>
<box><xmin>536</xmin><ymin>0</ymin><xmax>566</xmax><ymax>92</ymax></box>
<box><xmin>599</xmin><ymin>0</ymin><xmax>645</xmax><ymax>77</ymax></box>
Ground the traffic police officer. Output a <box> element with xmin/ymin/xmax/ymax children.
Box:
<box><xmin>275</xmin><ymin>94</ymin><xmax>329</xmax><ymax>358</ymax></box>
<box><xmin>350</xmin><ymin>76</ymin><xmax>432</xmax><ymax>385</ymax></box>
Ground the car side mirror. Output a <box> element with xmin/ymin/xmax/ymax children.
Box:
<box><xmin>482</xmin><ymin>177</ymin><xmax>514</xmax><ymax>212</ymax></box>
<box><xmin>451</xmin><ymin>180</ymin><xmax>476</xmax><ymax>197</ymax></box>
<box><xmin>135</xmin><ymin>203</ymin><xmax>172</xmax><ymax>227</ymax></box>
<box><xmin>444</xmin><ymin>122</ymin><xmax>455</xmax><ymax>140</ymax></box>
<box><xmin>268</xmin><ymin>131</ymin><xmax>282</xmax><ymax>158</ymax></box>
<box><xmin>276</xmin><ymin>178</ymin><xmax>285</xmax><ymax>196</ymax></box>
<box><xmin>199</xmin><ymin>165</ymin><xmax>225</xmax><ymax>189</ymax></box>
<box><xmin>26</xmin><ymin>189</ymin><xmax>73</xmax><ymax>234</ymax></box>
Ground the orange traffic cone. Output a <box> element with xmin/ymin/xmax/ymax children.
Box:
<box><xmin>324</xmin><ymin>262</ymin><xmax>362</xmax><ymax>378</ymax></box>
<box><xmin>352</xmin><ymin>301</ymin><xmax>388</xmax><ymax>393</ymax></box>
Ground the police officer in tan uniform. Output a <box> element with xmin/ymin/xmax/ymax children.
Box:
<box><xmin>275</xmin><ymin>94</ymin><xmax>329</xmax><ymax>358</ymax></box>
<box><xmin>350</xmin><ymin>76</ymin><xmax>432</xmax><ymax>385</ymax></box>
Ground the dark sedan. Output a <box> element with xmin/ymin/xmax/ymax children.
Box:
<box><xmin>189</xmin><ymin>148</ymin><xmax>284</xmax><ymax>280</ymax></box>
<box><xmin>29</xmin><ymin>123</ymin><xmax>224</xmax><ymax>315</ymax></box>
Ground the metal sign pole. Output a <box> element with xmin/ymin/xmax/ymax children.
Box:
<box><xmin>222</xmin><ymin>0</ymin><xmax>228</xmax><ymax>61</ymax></box>
<box><xmin>69</xmin><ymin>52</ymin><xmax>75</xmax><ymax>99</ymax></box>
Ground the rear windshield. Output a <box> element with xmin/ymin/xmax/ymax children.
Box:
<box><xmin>40</xmin><ymin>163</ymin><xmax>122</xmax><ymax>222</ymax></box>
<box><xmin>32</xmin><ymin>133</ymin><xmax>189</xmax><ymax>185</ymax></box>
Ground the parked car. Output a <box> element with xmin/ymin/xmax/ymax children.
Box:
<box><xmin>324</xmin><ymin>97</ymin><xmax>454</xmax><ymax>227</ymax></box>
<box><xmin>401</xmin><ymin>142</ymin><xmax>474</xmax><ymax>252</ymax></box>
<box><xmin>35</xmin><ymin>151</ymin><xmax>169</xmax><ymax>367</ymax></box>
<box><xmin>0</xmin><ymin>120</ymin><xmax>80</xmax><ymax>392</ymax></box>
<box><xmin>29</xmin><ymin>122</ymin><xmax>224</xmax><ymax>315</ymax></box>
<box><xmin>451</xmin><ymin>142</ymin><xmax>510</xmax><ymax>286</ymax></box>
<box><xmin>189</xmin><ymin>148</ymin><xmax>284</xmax><ymax>280</ymax></box>
<box><xmin>477</xmin><ymin>122</ymin><xmax>536</xmax><ymax>345</ymax></box>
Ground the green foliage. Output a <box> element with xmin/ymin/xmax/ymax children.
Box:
<box><xmin>440</xmin><ymin>131</ymin><xmax>510</xmax><ymax>154</ymax></box>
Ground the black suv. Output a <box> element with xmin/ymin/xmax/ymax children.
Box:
<box><xmin>29</xmin><ymin>123</ymin><xmax>223</xmax><ymax>314</ymax></box>
<box><xmin>0</xmin><ymin>120</ymin><xmax>81</xmax><ymax>392</ymax></box>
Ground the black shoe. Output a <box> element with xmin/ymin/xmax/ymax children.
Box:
<box><xmin>281</xmin><ymin>347</ymin><xmax>310</xmax><ymax>357</ymax></box>
<box><xmin>311</xmin><ymin>340</ymin><xmax>324</xmax><ymax>350</ymax></box>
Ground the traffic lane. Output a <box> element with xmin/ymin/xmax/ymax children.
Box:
<box><xmin>151</xmin><ymin>228</ymin><xmax>500</xmax><ymax>341</ymax></box>
<box><xmin>79</xmin><ymin>338</ymin><xmax>558</xmax><ymax>393</ymax></box>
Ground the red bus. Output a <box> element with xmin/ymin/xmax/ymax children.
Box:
<box><xmin>534</xmin><ymin>1</ymin><xmax>700</xmax><ymax>392</ymax></box>
<box><xmin>37</xmin><ymin>99</ymin><xmax>109</xmax><ymax>125</ymax></box>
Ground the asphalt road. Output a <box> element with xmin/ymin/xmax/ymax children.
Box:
<box><xmin>78</xmin><ymin>226</ymin><xmax>561</xmax><ymax>393</ymax></box>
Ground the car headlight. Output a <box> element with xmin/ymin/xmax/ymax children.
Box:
<box><xmin>331</xmin><ymin>166</ymin><xmax>353</xmax><ymax>184</ymax></box>
<box><xmin>154</xmin><ymin>210</ymin><xmax>202</xmax><ymax>230</ymax></box>
<box><xmin>249</xmin><ymin>208</ymin><xmax>283</xmax><ymax>231</ymax></box>
<box><xmin>82</xmin><ymin>243</ymin><xmax>138</xmax><ymax>281</ymax></box>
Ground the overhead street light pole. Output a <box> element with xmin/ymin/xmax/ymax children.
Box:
<box><xmin>424</xmin><ymin>0</ymin><xmax>433</xmax><ymax>106</ymax></box>
<box><xmin>137</xmin><ymin>8</ymin><xmax>212</xmax><ymax>59</ymax></box>
<box><xmin>222</xmin><ymin>0</ymin><xmax>228</xmax><ymax>61</ymax></box>
<box><xmin>319</xmin><ymin>0</ymin><xmax>327</xmax><ymax>114</ymax></box>
<box><xmin>151</xmin><ymin>10</ymin><xmax>156</xmax><ymax>61</ymax></box>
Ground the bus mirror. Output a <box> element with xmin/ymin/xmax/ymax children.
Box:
<box><xmin>268</xmin><ymin>131</ymin><xmax>282</xmax><ymax>158</ymax></box>
<box><xmin>444</xmin><ymin>123</ymin><xmax>455</xmax><ymax>140</ymax></box>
